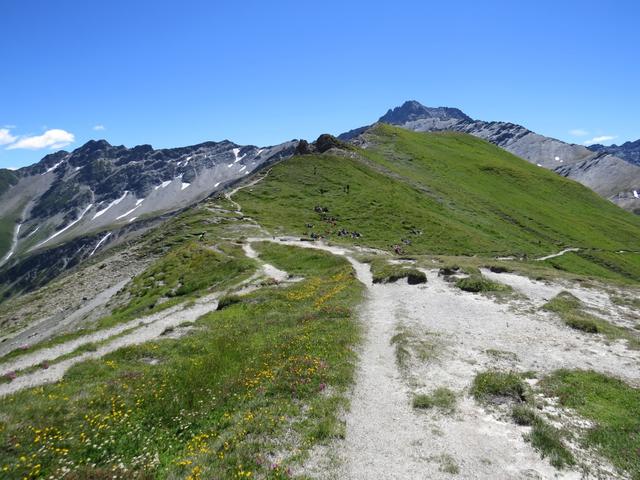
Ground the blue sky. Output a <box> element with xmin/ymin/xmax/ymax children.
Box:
<box><xmin>1</xmin><ymin>0</ymin><xmax>639</xmax><ymax>169</ymax></box>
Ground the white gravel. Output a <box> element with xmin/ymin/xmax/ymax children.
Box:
<box><xmin>289</xmin><ymin>241</ymin><xmax>638</xmax><ymax>479</ymax></box>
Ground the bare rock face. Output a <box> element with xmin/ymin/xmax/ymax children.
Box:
<box><xmin>379</xmin><ymin>100</ymin><xmax>471</xmax><ymax>125</ymax></box>
<box><xmin>588</xmin><ymin>139</ymin><xmax>640</xmax><ymax>166</ymax></box>
<box><xmin>341</xmin><ymin>100</ymin><xmax>640</xmax><ymax>214</ymax></box>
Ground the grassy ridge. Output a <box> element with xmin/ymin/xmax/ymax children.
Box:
<box><xmin>0</xmin><ymin>243</ymin><xmax>363</xmax><ymax>479</ymax></box>
<box><xmin>236</xmin><ymin>126</ymin><xmax>640</xmax><ymax>282</ymax></box>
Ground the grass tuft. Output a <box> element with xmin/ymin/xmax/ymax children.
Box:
<box><xmin>369</xmin><ymin>259</ymin><xmax>426</xmax><ymax>285</ymax></box>
<box><xmin>216</xmin><ymin>294</ymin><xmax>242</xmax><ymax>311</ymax></box>
<box><xmin>413</xmin><ymin>387</ymin><xmax>456</xmax><ymax>413</ymax></box>
<box><xmin>455</xmin><ymin>275</ymin><xmax>511</xmax><ymax>293</ymax></box>
<box><xmin>471</xmin><ymin>370</ymin><xmax>526</xmax><ymax>403</ymax></box>
<box><xmin>511</xmin><ymin>404</ymin><xmax>537</xmax><ymax>426</ymax></box>
<box><xmin>391</xmin><ymin>325</ymin><xmax>441</xmax><ymax>370</ymax></box>
<box><xmin>543</xmin><ymin>292</ymin><xmax>639</xmax><ymax>347</ymax></box>
<box><xmin>525</xmin><ymin>417</ymin><xmax>575</xmax><ymax>469</ymax></box>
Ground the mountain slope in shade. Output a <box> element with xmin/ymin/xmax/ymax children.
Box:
<box><xmin>341</xmin><ymin>101</ymin><xmax>640</xmax><ymax>213</ymax></box>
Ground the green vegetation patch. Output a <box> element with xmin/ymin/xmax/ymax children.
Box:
<box><xmin>92</xmin><ymin>241</ymin><xmax>255</xmax><ymax>331</ymax></box>
<box><xmin>543</xmin><ymin>292</ymin><xmax>639</xmax><ymax>347</ymax></box>
<box><xmin>216</xmin><ymin>294</ymin><xmax>242</xmax><ymax>311</ymax></box>
<box><xmin>254</xmin><ymin>241</ymin><xmax>348</xmax><ymax>277</ymax></box>
<box><xmin>0</xmin><ymin>244</ymin><xmax>364</xmax><ymax>479</ymax></box>
<box><xmin>455</xmin><ymin>275</ymin><xmax>511</xmax><ymax>293</ymax></box>
<box><xmin>541</xmin><ymin>369</ymin><xmax>640</xmax><ymax>478</ymax></box>
<box><xmin>368</xmin><ymin>258</ymin><xmax>426</xmax><ymax>284</ymax></box>
<box><xmin>510</xmin><ymin>404</ymin><xmax>575</xmax><ymax>468</ymax></box>
<box><xmin>412</xmin><ymin>387</ymin><xmax>456</xmax><ymax>413</ymax></box>
<box><xmin>0</xmin><ymin>169</ymin><xmax>19</xmax><ymax>197</ymax></box>
<box><xmin>471</xmin><ymin>370</ymin><xmax>527</xmax><ymax>403</ymax></box>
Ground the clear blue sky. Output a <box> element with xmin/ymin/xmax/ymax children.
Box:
<box><xmin>2</xmin><ymin>0</ymin><xmax>639</xmax><ymax>169</ymax></box>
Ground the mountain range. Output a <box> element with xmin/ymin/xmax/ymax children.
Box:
<box><xmin>0</xmin><ymin>101</ymin><xmax>638</xmax><ymax>298</ymax></box>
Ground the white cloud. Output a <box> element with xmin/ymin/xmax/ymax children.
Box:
<box><xmin>6</xmin><ymin>129</ymin><xmax>75</xmax><ymax>150</ymax></box>
<box><xmin>93</xmin><ymin>124</ymin><xmax>105</xmax><ymax>131</ymax></box>
<box><xmin>583</xmin><ymin>135</ymin><xmax>617</xmax><ymax>146</ymax></box>
<box><xmin>569</xmin><ymin>129</ymin><xmax>588</xmax><ymax>137</ymax></box>
<box><xmin>0</xmin><ymin>128</ymin><xmax>16</xmax><ymax>146</ymax></box>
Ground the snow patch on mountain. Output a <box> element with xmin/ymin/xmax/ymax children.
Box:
<box><xmin>90</xmin><ymin>232</ymin><xmax>112</xmax><ymax>256</ymax></box>
<box><xmin>32</xmin><ymin>204</ymin><xmax>93</xmax><ymax>250</ymax></box>
<box><xmin>92</xmin><ymin>191</ymin><xmax>128</xmax><ymax>220</ymax></box>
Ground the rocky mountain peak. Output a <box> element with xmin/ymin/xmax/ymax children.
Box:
<box><xmin>378</xmin><ymin>100</ymin><xmax>472</xmax><ymax>125</ymax></box>
<box><xmin>78</xmin><ymin>139</ymin><xmax>112</xmax><ymax>152</ymax></box>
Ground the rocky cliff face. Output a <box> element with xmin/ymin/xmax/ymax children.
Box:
<box><xmin>341</xmin><ymin>100</ymin><xmax>640</xmax><ymax>213</ymax></box>
<box><xmin>589</xmin><ymin>139</ymin><xmax>640</xmax><ymax>167</ymax></box>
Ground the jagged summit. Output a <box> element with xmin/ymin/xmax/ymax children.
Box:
<box><xmin>378</xmin><ymin>100</ymin><xmax>472</xmax><ymax>124</ymax></box>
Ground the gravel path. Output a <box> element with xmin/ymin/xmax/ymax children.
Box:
<box><xmin>535</xmin><ymin>248</ymin><xmax>580</xmax><ymax>261</ymax></box>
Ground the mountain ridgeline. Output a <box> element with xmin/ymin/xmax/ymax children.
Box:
<box><xmin>342</xmin><ymin>100</ymin><xmax>640</xmax><ymax>214</ymax></box>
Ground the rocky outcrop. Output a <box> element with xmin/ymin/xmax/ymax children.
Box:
<box><xmin>294</xmin><ymin>134</ymin><xmax>349</xmax><ymax>155</ymax></box>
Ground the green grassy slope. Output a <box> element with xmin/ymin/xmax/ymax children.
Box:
<box><xmin>0</xmin><ymin>243</ymin><xmax>363</xmax><ymax>478</ymax></box>
<box><xmin>237</xmin><ymin>125</ymin><xmax>640</xmax><ymax>282</ymax></box>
